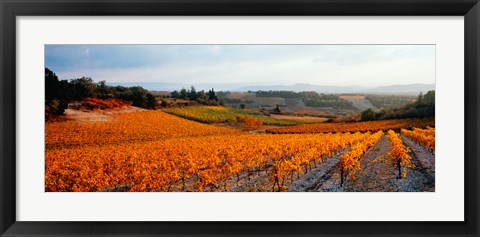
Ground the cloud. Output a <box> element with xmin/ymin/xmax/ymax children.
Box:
<box><xmin>46</xmin><ymin>45</ymin><xmax>435</xmax><ymax>87</ymax></box>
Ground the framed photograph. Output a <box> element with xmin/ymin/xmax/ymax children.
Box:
<box><xmin>1</xmin><ymin>0</ymin><xmax>479</xmax><ymax>236</ymax></box>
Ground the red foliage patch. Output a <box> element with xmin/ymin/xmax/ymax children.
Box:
<box><xmin>236</xmin><ymin>116</ymin><xmax>263</xmax><ymax>130</ymax></box>
<box><xmin>82</xmin><ymin>98</ymin><xmax>132</xmax><ymax>111</ymax></box>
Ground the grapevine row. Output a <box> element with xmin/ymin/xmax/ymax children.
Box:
<box><xmin>338</xmin><ymin>131</ymin><xmax>384</xmax><ymax>186</ymax></box>
<box><xmin>266</xmin><ymin>118</ymin><xmax>434</xmax><ymax>134</ymax></box>
<box><xmin>401</xmin><ymin>127</ymin><xmax>435</xmax><ymax>153</ymax></box>
<box><xmin>46</xmin><ymin>133</ymin><xmax>369</xmax><ymax>192</ymax></box>
<box><xmin>46</xmin><ymin>110</ymin><xmax>241</xmax><ymax>149</ymax></box>
<box><xmin>387</xmin><ymin>130</ymin><xmax>414</xmax><ymax>178</ymax></box>
<box><xmin>269</xmin><ymin>132</ymin><xmax>371</xmax><ymax>191</ymax></box>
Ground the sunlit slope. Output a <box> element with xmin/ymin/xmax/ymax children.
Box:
<box><xmin>165</xmin><ymin>106</ymin><xmax>306</xmax><ymax>126</ymax></box>
<box><xmin>46</xmin><ymin>110</ymin><xmax>242</xmax><ymax>149</ymax></box>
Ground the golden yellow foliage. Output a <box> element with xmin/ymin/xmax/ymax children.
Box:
<box><xmin>401</xmin><ymin>127</ymin><xmax>435</xmax><ymax>153</ymax></box>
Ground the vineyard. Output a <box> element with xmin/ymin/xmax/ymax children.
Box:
<box><xmin>401</xmin><ymin>127</ymin><xmax>435</xmax><ymax>153</ymax></box>
<box><xmin>46</xmin><ymin>111</ymin><xmax>241</xmax><ymax>149</ymax></box>
<box><xmin>46</xmin><ymin>110</ymin><xmax>435</xmax><ymax>192</ymax></box>
<box><xmin>266</xmin><ymin>118</ymin><xmax>435</xmax><ymax>134</ymax></box>
<box><xmin>164</xmin><ymin>106</ymin><xmax>314</xmax><ymax>126</ymax></box>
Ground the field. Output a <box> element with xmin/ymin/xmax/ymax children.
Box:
<box><xmin>220</xmin><ymin>92</ymin><xmax>418</xmax><ymax>116</ymax></box>
<box><xmin>339</xmin><ymin>95</ymin><xmax>377</xmax><ymax>110</ymax></box>
<box><xmin>338</xmin><ymin>95</ymin><xmax>365</xmax><ymax>100</ymax></box>
<box><xmin>164</xmin><ymin>106</ymin><xmax>315</xmax><ymax>126</ymax></box>
<box><xmin>46</xmin><ymin>110</ymin><xmax>241</xmax><ymax>149</ymax></box>
<box><xmin>266</xmin><ymin>118</ymin><xmax>435</xmax><ymax>134</ymax></box>
<box><xmin>222</xmin><ymin>92</ymin><xmax>349</xmax><ymax>114</ymax></box>
<box><xmin>269</xmin><ymin>114</ymin><xmax>328</xmax><ymax>123</ymax></box>
<box><xmin>46</xmin><ymin>108</ymin><xmax>435</xmax><ymax>192</ymax></box>
<box><xmin>44</xmin><ymin>45</ymin><xmax>436</xmax><ymax>193</ymax></box>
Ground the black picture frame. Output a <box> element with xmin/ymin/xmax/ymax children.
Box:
<box><xmin>1</xmin><ymin>0</ymin><xmax>479</xmax><ymax>236</ymax></box>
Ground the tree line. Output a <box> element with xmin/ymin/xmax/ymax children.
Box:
<box><xmin>45</xmin><ymin>68</ymin><xmax>155</xmax><ymax>114</ymax></box>
<box><xmin>360</xmin><ymin>91</ymin><xmax>435</xmax><ymax>121</ymax></box>
<box><xmin>169</xmin><ymin>86</ymin><xmax>220</xmax><ymax>105</ymax></box>
<box><xmin>170</xmin><ymin>86</ymin><xmax>218</xmax><ymax>101</ymax></box>
<box><xmin>365</xmin><ymin>94</ymin><xmax>416</xmax><ymax>109</ymax></box>
<box><xmin>255</xmin><ymin>90</ymin><xmax>356</xmax><ymax>110</ymax></box>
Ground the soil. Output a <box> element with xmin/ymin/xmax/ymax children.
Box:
<box><xmin>401</xmin><ymin>135</ymin><xmax>435</xmax><ymax>172</ymax></box>
<box><xmin>289</xmin><ymin>134</ymin><xmax>435</xmax><ymax>192</ymax></box>
<box><xmin>98</xmin><ymin>132</ymin><xmax>435</xmax><ymax>192</ymax></box>
<box><xmin>288</xmin><ymin>150</ymin><xmax>347</xmax><ymax>192</ymax></box>
<box><xmin>61</xmin><ymin>106</ymin><xmax>146</xmax><ymax>122</ymax></box>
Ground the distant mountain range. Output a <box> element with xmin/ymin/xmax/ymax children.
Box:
<box><xmin>107</xmin><ymin>82</ymin><xmax>435</xmax><ymax>95</ymax></box>
<box><xmin>237</xmin><ymin>83</ymin><xmax>367</xmax><ymax>93</ymax></box>
<box><xmin>361</xmin><ymin>83</ymin><xmax>436</xmax><ymax>94</ymax></box>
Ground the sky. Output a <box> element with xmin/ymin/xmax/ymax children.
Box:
<box><xmin>45</xmin><ymin>45</ymin><xmax>435</xmax><ymax>87</ymax></box>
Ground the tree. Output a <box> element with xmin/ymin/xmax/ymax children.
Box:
<box><xmin>146</xmin><ymin>93</ymin><xmax>156</xmax><ymax>109</ymax></box>
<box><xmin>70</xmin><ymin>77</ymin><xmax>97</xmax><ymax>100</ymax></box>
<box><xmin>96</xmin><ymin>80</ymin><xmax>114</xmax><ymax>99</ymax></box>
<box><xmin>188</xmin><ymin>86</ymin><xmax>198</xmax><ymax>101</ymax></box>
<box><xmin>208</xmin><ymin>88</ymin><xmax>218</xmax><ymax>101</ymax></box>
<box><xmin>422</xmin><ymin>90</ymin><xmax>435</xmax><ymax>105</ymax></box>
<box><xmin>240</xmin><ymin>103</ymin><xmax>246</xmax><ymax>109</ymax></box>
<box><xmin>179</xmin><ymin>88</ymin><xmax>188</xmax><ymax>100</ymax></box>
<box><xmin>45</xmin><ymin>68</ymin><xmax>159</xmax><ymax>111</ymax></box>
<box><xmin>197</xmin><ymin>90</ymin><xmax>208</xmax><ymax>100</ymax></box>
<box><xmin>115</xmin><ymin>86</ymin><xmax>152</xmax><ymax>108</ymax></box>
<box><xmin>273</xmin><ymin>104</ymin><xmax>281</xmax><ymax>114</ymax></box>
<box><xmin>415</xmin><ymin>92</ymin><xmax>424</xmax><ymax>107</ymax></box>
<box><xmin>360</xmin><ymin>108</ymin><xmax>376</xmax><ymax>121</ymax></box>
<box><xmin>45</xmin><ymin>68</ymin><xmax>60</xmax><ymax>101</ymax></box>
<box><xmin>171</xmin><ymin>90</ymin><xmax>180</xmax><ymax>99</ymax></box>
<box><xmin>45</xmin><ymin>99</ymin><xmax>69</xmax><ymax>115</ymax></box>
<box><xmin>45</xmin><ymin>68</ymin><xmax>69</xmax><ymax>114</ymax></box>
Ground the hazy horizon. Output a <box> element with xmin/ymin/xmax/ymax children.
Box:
<box><xmin>45</xmin><ymin>44</ymin><xmax>435</xmax><ymax>88</ymax></box>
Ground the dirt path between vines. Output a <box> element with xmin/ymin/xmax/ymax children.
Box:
<box><xmin>289</xmin><ymin>134</ymin><xmax>435</xmax><ymax>192</ymax></box>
